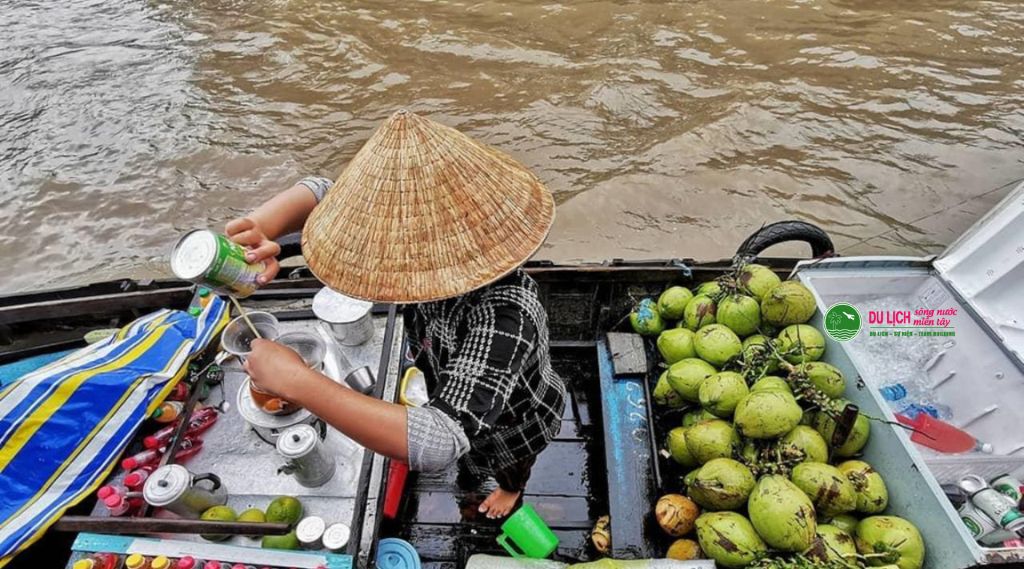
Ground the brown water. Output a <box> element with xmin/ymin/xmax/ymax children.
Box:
<box><xmin>2</xmin><ymin>1</ymin><xmax>1023</xmax><ymax>293</ymax></box>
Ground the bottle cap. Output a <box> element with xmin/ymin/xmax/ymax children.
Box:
<box><xmin>151</xmin><ymin>555</ymin><xmax>171</xmax><ymax>569</ymax></box>
<box><xmin>103</xmin><ymin>495</ymin><xmax>123</xmax><ymax>508</ymax></box>
<box><xmin>188</xmin><ymin>306</ymin><xmax>203</xmax><ymax>317</ymax></box>
<box><xmin>176</xmin><ymin>557</ymin><xmax>196</xmax><ymax>569</ymax></box>
<box><xmin>121</xmin><ymin>457</ymin><xmax>139</xmax><ymax>470</ymax></box>
<box><xmin>125</xmin><ymin>554</ymin><xmax>146</xmax><ymax>569</ymax></box>
<box><xmin>96</xmin><ymin>486</ymin><xmax>114</xmax><ymax>500</ymax></box>
<box><xmin>124</xmin><ymin>472</ymin><xmax>143</xmax><ymax>487</ymax></box>
<box><xmin>199</xmin><ymin>287</ymin><xmax>211</xmax><ymax>297</ymax></box>
<box><xmin>72</xmin><ymin>560</ymin><xmax>95</xmax><ymax>569</ymax></box>
<box><xmin>204</xmin><ymin>563</ymin><xmax>221</xmax><ymax>569</ymax></box>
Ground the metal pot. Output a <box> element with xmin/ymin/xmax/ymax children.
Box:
<box><xmin>276</xmin><ymin>424</ymin><xmax>336</xmax><ymax>488</ymax></box>
<box><xmin>312</xmin><ymin>288</ymin><xmax>374</xmax><ymax>346</ymax></box>
<box><xmin>142</xmin><ymin>464</ymin><xmax>227</xmax><ymax>518</ymax></box>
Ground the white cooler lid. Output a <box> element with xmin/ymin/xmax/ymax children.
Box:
<box><xmin>933</xmin><ymin>181</ymin><xmax>1024</xmax><ymax>365</ymax></box>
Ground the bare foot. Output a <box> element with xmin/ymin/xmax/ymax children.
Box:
<box><xmin>478</xmin><ymin>487</ymin><xmax>521</xmax><ymax>519</ymax></box>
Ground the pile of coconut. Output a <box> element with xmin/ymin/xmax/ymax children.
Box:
<box><xmin>621</xmin><ymin>265</ymin><xmax>925</xmax><ymax>569</ymax></box>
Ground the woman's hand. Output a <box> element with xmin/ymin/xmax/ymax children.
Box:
<box><xmin>225</xmin><ymin>217</ymin><xmax>281</xmax><ymax>284</ymax></box>
<box><xmin>243</xmin><ymin>339</ymin><xmax>313</xmax><ymax>402</ymax></box>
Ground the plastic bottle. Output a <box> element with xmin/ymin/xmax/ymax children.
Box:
<box><xmin>125</xmin><ymin>553</ymin><xmax>151</xmax><ymax>569</ymax></box>
<box><xmin>172</xmin><ymin>437</ymin><xmax>204</xmax><ymax>462</ymax></box>
<box><xmin>151</xmin><ymin>556</ymin><xmax>172</xmax><ymax>569</ymax></box>
<box><xmin>73</xmin><ymin>553</ymin><xmax>122</xmax><ymax>569</ymax></box>
<box><xmin>879</xmin><ymin>381</ymin><xmax>952</xmax><ymax>420</ymax></box>
<box><xmin>121</xmin><ymin>448</ymin><xmax>161</xmax><ymax>471</ymax></box>
<box><xmin>103</xmin><ymin>494</ymin><xmax>132</xmax><ymax>517</ymax></box>
<box><xmin>201</xmin><ymin>562</ymin><xmax>221</xmax><ymax>569</ymax></box>
<box><xmin>124</xmin><ymin>466</ymin><xmax>156</xmax><ymax>490</ymax></box>
<box><xmin>144</xmin><ymin>408</ymin><xmax>218</xmax><ymax>449</ymax></box>
<box><xmin>152</xmin><ymin>401</ymin><xmax>184</xmax><ymax>424</ymax></box>
<box><xmin>97</xmin><ymin>485</ymin><xmax>127</xmax><ymax>500</ymax></box>
<box><xmin>175</xmin><ymin>557</ymin><xmax>197</xmax><ymax>569</ymax></box>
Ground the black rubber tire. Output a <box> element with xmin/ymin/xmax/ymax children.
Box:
<box><xmin>735</xmin><ymin>221</ymin><xmax>834</xmax><ymax>261</ymax></box>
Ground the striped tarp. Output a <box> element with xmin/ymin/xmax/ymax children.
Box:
<box><xmin>0</xmin><ymin>298</ymin><xmax>229</xmax><ymax>566</ymax></box>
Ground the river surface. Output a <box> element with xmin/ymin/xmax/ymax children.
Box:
<box><xmin>2</xmin><ymin>1</ymin><xmax>1023</xmax><ymax>293</ymax></box>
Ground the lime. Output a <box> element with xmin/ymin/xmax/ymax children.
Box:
<box><xmin>261</xmin><ymin>530</ymin><xmax>300</xmax><ymax>550</ymax></box>
<box><xmin>237</xmin><ymin>508</ymin><xmax>267</xmax><ymax>538</ymax></box>
<box><xmin>265</xmin><ymin>496</ymin><xmax>303</xmax><ymax>526</ymax></box>
<box><xmin>200</xmin><ymin>505</ymin><xmax>237</xmax><ymax>542</ymax></box>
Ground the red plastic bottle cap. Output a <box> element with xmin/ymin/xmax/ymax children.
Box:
<box><xmin>103</xmin><ymin>495</ymin><xmax>123</xmax><ymax>508</ymax></box>
<box><xmin>143</xmin><ymin>435</ymin><xmax>159</xmax><ymax>449</ymax></box>
<box><xmin>121</xmin><ymin>457</ymin><xmax>138</xmax><ymax>471</ymax></box>
<box><xmin>96</xmin><ymin>486</ymin><xmax>113</xmax><ymax>500</ymax></box>
<box><xmin>204</xmin><ymin>563</ymin><xmax>221</xmax><ymax>569</ymax></box>
<box><xmin>176</xmin><ymin>556</ymin><xmax>195</xmax><ymax>569</ymax></box>
<box><xmin>124</xmin><ymin>472</ymin><xmax>141</xmax><ymax>487</ymax></box>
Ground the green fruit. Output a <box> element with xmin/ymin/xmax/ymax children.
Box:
<box><xmin>657</xmin><ymin>328</ymin><xmax>698</xmax><ymax>364</ymax></box>
<box><xmin>682</xmin><ymin>295</ymin><xmax>718</xmax><ymax>330</ymax></box>
<box><xmin>748</xmin><ymin>475</ymin><xmax>817</xmax><ymax>552</ymax></box>
<box><xmin>694</xmin><ymin>324</ymin><xmax>743</xmax><ymax>367</ymax></box>
<box><xmin>237</xmin><ymin>508</ymin><xmax>267</xmax><ymax>538</ymax></box>
<box><xmin>813</xmin><ymin>524</ymin><xmax>857</xmax><ymax>563</ymax></box>
<box><xmin>741</xmin><ymin>334</ymin><xmax>780</xmax><ymax>374</ymax></box>
<box><xmin>630</xmin><ymin>298</ymin><xmax>666</xmax><ymax>336</ymax></box>
<box><xmin>698</xmin><ymin>371</ymin><xmax>749</xmax><ymax>418</ymax></box>
<box><xmin>688</xmin><ymin>458</ymin><xmax>756</xmax><ymax>511</ymax></box>
<box><xmin>838</xmin><ymin>461</ymin><xmax>889</xmax><ymax>514</ymax></box>
<box><xmin>200</xmin><ymin>505</ymin><xmax>237</xmax><ymax>542</ymax></box>
<box><xmin>694</xmin><ymin>281</ymin><xmax>723</xmax><ymax>298</ymax></box>
<box><xmin>686</xmin><ymin>419</ymin><xmax>740</xmax><ymax>464</ymax></box>
<box><xmin>654</xmin><ymin>371</ymin><xmax>686</xmax><ymax>408</ymax></box>
<box><xmin>829</xmin><ymin>513</ymin><xmax>859</xmax><ymax>535</ymax></box>
<box><xmin>750</xmin><ymin>375</ymin><xmax>791</xmax><ymax>394</ymax></box>
<box><xmin>667</xmin><ymin>358</ymin><xmax>717</xmax><ymax>402</ymax></box>
<box><xmin>682</xmin><ymin>408</ymin><xmax>718</xmax><ymax>427</ymax></box>
<box><xmin>761</xmin><ymin>281</ymin><xmax>817</xmax><ymax>326</ymax></box>
<box><xmin>667</xmin><ymin>427</ymin><xmax>698</xmax><ymax>468</ymax></box>
<box><xmin>658</xmin><ymin>286</ymin><xmax>694</xmax><ymax>320</ymax></box>
<box><xmin>855</xmin><ymin>516</ymin><xmax>925</xmax><ymax>569</ymax></box>
<box><xmin>717</xmin><ymin>295</ymin><xmax>762</xmax><ymax>337</ymax></box>
<box><xmin>791</xmin><ymin>462</ymin><xmax>858</xmax><ymax>517</ymax></box>
<box><xmin>265</xmin><ymin>496</ymin><xmax>304</xmax><ymax>526</ymax></box>
<box><xmin>695</xmin><ymin>512</ymin><xmax>767</xmax><ymax>568</ymax></box>
<box><xmin>733</xmin><ymin>390</ymin><xmax>803</xmax><ymax>439</ymax></box>
<box><xmin>683</xmin><ymin>468</ymin><xmax>701</xmax><ymax>490</ymax></box>
<box><xmin>793</xmin><ymin>362</ymin><xmax>845</xmax><ymax>398</ymax></box>
<box><xmin>814</xmin><ymin>403</ymin><xmax>871</xmax><ymax>457</ymax></box>
<box><xmin>777</xmin><ymin>324</ymin><xmax>825</xmax><ymax>364</ymax></box>
<box><xmin>261</xmin><ymin>530</ymin><xmax>300</xmax><ymax>550</ymax></box>
<box><xmin>780</xmin><ymin>425</ymin><xmax>829</xmax><ymax>463</ymax></box>
<box><xmin>738</xmin><ymin>264</ymin><xmax>782</xmax><ymax>300</ymax></box>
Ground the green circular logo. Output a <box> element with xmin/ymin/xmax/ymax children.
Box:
<box><xmin>824</xmin><ymin>302</ymin><xmax>862</xmax><ymax>342</ymax></box>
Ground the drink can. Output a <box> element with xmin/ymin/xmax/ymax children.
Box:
<box><xmin>991</xmin><ymin>473</ymin><xmax>1024</xmax><ymax>504</ymax></box>
<box><xmin>170</xmin><ymin>230</ymin><xmax>265</xmax><ymax>298</ymax></box>
<box><xmin>322</xmin><ymin>522</ymin><xmax>351</xmax><ymax>552</ymax></box>
<box><xmin>970</xmin><ymin>486</ymin><xmax>1024</xmax><ymax>529</ymax></box>
<box><xmin>959</xmin><ymin>499</ymin><xmax>998</xmax><ymax>541</ymax></box>
<box><xmin>296</xmin><ymin>516</ymin><xmax>326</xmax><ymax>550</ymax></box>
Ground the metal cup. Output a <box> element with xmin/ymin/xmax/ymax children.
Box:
<box><xmin>222</xmin><ymin>311</ymin><xmax>280</xmax><ymax>361</ymax></box>
<box><xmin>344</xmin><ymin>366</ymin><xmax>376</xmax><ymax>395</ymax></box>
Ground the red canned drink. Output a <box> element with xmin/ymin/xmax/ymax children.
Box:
<box><xmin>170</xmin><ymin>230</ymin><xmax>265</xmax><ymax>297</ymax></box>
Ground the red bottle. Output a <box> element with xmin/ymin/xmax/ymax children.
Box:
<box><xmin>103</xmin><ymin>495</ymin><xmax>132</xmax><ymax>516</ymax></box>
<box><xmin>144</xmin><ymin>408</ymin><xmax>218</xmax><ymax>449</ymax></box>
<box><xmin>124</xmin><ymin>466</ymin><xmax>155</xmax><ymax>490</ymax></box>
<box><xmin>121</xmin><ymin>448</ymin><xmax>160</xmax><ymax>471</ymax></box>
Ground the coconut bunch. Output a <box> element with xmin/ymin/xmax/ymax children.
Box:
<box><xmin>632</xmin><ymin>266</ymin><xmax>925</xmax><ymax>569</ymax></box>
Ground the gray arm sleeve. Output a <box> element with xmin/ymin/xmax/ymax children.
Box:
<box><xmin>406</xmin><ymin>405</ymin><xmax>470</xmax><ymax>473</ymax></box>
<box><xmin>296</xmin><ymin>176</ymin><xmax>333</xmax><ymax>203</ymax></box>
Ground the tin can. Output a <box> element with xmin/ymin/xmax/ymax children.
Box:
<box><xmin>322</xmin><ymin>522</ymin><xmax>351</xmax><ymax>552</ymax></box>
<box><xmin>991</xmin><ymin>473</ymin><xmax>1024</xmax><ymax>504</ymax></box>
<box><xmin>296</xmin><ymin>516</ymin><xmax>326</xmax><ymax>550</ymax></box>
<box><xmin>312</xmin><ymin>287</ymin><xmax>374</xmax><ymax>346</ymax></box>
<box><xmin>171</xmin><ymin>230</ymin><xmax>265</xmax><ymax>298</ymax></box>
<box><xmin>971</xmin><ymin>487</ymin><xmax>1024</xmax><ymax>529</ymax></box>
<box><xmin>959</xmin><ymin>498</ymin><xmax>999</xmax><ymax>541</ymax></box>
<box><xmin>276</xmin><ymin>424</ymin><xmax>336</xmax><ymax>488</ymax></box>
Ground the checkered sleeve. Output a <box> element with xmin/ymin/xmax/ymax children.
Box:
<box><xmin>430</xmin><ymin>301</ymin><xmax>538</xmax><ymax>437</ymax></box>
<box><xmin>297</xmin><ymin>176</ymin><xmax>333</xmax><ymax>202</ymax></box>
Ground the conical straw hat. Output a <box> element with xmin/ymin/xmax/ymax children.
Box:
<box><xmin>302</xmin><ymin>110</ymin><xmax>555</xmax><ymax>303</ymax></box>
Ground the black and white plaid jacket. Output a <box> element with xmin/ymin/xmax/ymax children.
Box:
<box><xmin>405</xmin><ymin>269</ymin><xmax>565</xmax><ymax>476</ymax></box>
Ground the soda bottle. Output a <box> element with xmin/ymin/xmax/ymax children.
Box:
<box><xmin>152</xmin><ymin>401</ymin><xmax>184</xmax><ymax>424</ymax></box>
<box><xmin>73</xmin><ymin>553</ymin><xmax>121</xmax><ymax>569</ymax></box>
<box><xmin>172</xmin><ymin>437</ymin><xmax>204</xmax><ymax>462</ymax></box>
<box><xmin>125</xmin><ymin>553</ymin><xmax>152</xmax><ymax>569</ymax></box>
<box><xmin>879</xmin><ymin>381</ymin><xmax>952</xmax><ymax>420</ymax></box>
<box><xmin>121</xmin><ymin>448</ymin><xmax>161</xmax><ymax>471</ymax></box>
<box><xmin>144</xmin><ymin>408</ymin><xmax>218</xmax><ymax>449</ymax></box>
<box><xmin>102</xmin><ymin>494</ymin><xmax>132</xmax><ymax>517</ymax></box>
<box><xmin>175</xmin><ymin>556</ymin><xmax>197</xmax><ymax>569</ymax></box>
<box><xmin>151</xmin><ymin>555</ymin><xmax>172</xmax><ymax>569</ymax></box>
<box><xmin>201</xmin><ymin>562</ymin><xmax>222</xmax><ymax>569</ymax></box>
<box><xmin>96</xmin><ymin>485</ymin><xmax>126</xmax><ymax>501</ymax></box>
<box><xmin>124</xmin><ymin>466</ymin><xmax>155</xmax><ymax>490</ymax></box>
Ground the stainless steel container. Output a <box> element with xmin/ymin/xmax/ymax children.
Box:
<box><xmin>312</xmin><ymin>288</ymin><xmax>374</xmax><ymax>346</ymax></box>
<box><xmin>276</xmin><ymin>424</ymin><xmax>337</xmax><ymax>488</ymax></box>
<box><xmin>237</xmin><ymin>378</ymin><xmax>319</xmax><ymax>442</ymax></box>
<box><xmin>322</xmin><ymin>522</ymin><xmax>351</xmax><ymax>552</ymax></box>
<box><xmin>344</xmin><ymin>366</ymin><xmax>376</xmax><ymax>395</ymax></box>
<box><xmin>142</xmin><ymin>464</ymin><xmax>227</xmax><ymax>518</ymax></box>
<box><xmin>296</xmin><ymin>516</ymin><xmax>326</xmax><ymax>550</ymax></box>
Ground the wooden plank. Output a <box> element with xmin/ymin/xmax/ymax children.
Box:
<box><xmin>606</xmin><ymin>332</ymin><xmax>648</xmax><ymax>376</ymax></box>
<box><xmin>54</xmin><ymin>517</ymin><xmax>289</xmax><ymax>536</ymax></box>
<box><xmin>0</xmin><ymin>287</ymin><xmax>193</xmax><ymax>325</ymax></box>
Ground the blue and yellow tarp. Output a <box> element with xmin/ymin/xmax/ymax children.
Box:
<box><xmin>0</xmin><ymin>298</ymin><xmax>229</xmax><ymax>566</ymax></box>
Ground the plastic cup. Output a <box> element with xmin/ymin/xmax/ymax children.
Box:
<box><xmin>222</xmin><ymin>311</ymin><xmax>280</xmax><ymax>360</ymax></box>
<box><xmin>496</xmin><ymin>503</ymin><xmax>559</xmax><ymax>559</ymax></box>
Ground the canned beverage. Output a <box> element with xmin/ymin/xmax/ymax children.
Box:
<box><xmin>959</xmin><ymin>498</ymin><xmax>999</xmax><ymax>541</ymax></box>
<box><xmin>171</xmin><ymin>230</ymin><xmax>265</xmax><ymax>298</ymax></box>
<box><xmin>296</xmin><ymin>516</ymin><xmax>326</xmax><ymax>549</ymax></box>
<box><xmin>972</xmin><ymin>487</ymin><xmax>1024</xmax><ymax>529</ymax></box>
<box><xmin>322</xmin><ymin>522</ymin><xmax>351</xmax><ymax>552</ymax></box>
<box><xmin>991</xmin><ymin>473</ymin><xmax>1024</xmax><ymax>504</ymax></box>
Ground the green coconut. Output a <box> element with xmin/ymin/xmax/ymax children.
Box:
<box><xmin>688</xmin><ymin>458</ymin><xmax>756</xmax><ymax>511</ymax></box>
<box><xmin>698</xmin><ymin>371</ymin><xmax>750</xmax><ymax>418</ymax></box>
<box><xmin>738</xmin><ymin>264</ymin><xmax>782</xmax><ymax>300</ymax></box>
<box><xmin>657</xmin><ymin>328</ymin><xmax>698</xmax><ymax>364</ymax></box>
<box><xmin>741</xmin><ymin>334</ymin><xmax>780</xmax><ymax>374</ymax></box>
<box><xmin>667</xmin><ymin>427</ymin><xmax>699</xmax><ymax>468</ymax></box>
<box><xmin>791</xmin><ymin>462</ymin><xmax>858</xmax><ymax>517</ymax></box>
<box><xmin>658</xmin><ymin>286</ymin><xmax>694</xmax><ymax>320</ymax></box>
<box><xmin>694</xmin><ymin>281</ymin><xmax>723</xmax><ymax>298</ymax></box>
<box><xmin>694</xmin><ymin>512</ymin><xmax>767</xmax><ymax>569</ymax></box>
<box><xmin>780</xmin><ymin>425</ymin><xmax>829</xmax><ymax>463</ymax></box>
<box><xmin>740</xmin><ymin>440</ymin><xmax>759</xmax><ymax>464</ymax></box>
<box><xmin>750</xmin><ymin>375</ymin><xmax>791</xmax><ymax>394</ymax></box>
<box><xmin>682</xmin><ymin>294</ymin><xmax>718</xmax><ymax>330</ymax></box>
<box><xmin>761</xmin><ymin>281</ymin><xmax>817</xmax><ymax>326</ymax></box>
<box><xmin>813</xmin><ymin>403</ymin><xmax>871</xmax><ymax>457</ymax></box>
<box><xmin>838</xmin><ymin>461</ymin><xmax>889</xmax><ymax>514</ymax></box>
<box><xmin>630</xmin><ymin>298</ymin><xmax>666</xmax><ymax>336</ymax></box>
<box><xmin>694</xmin><ymin>324</ymin><xmax>743</xmax><ymax>367</ymax></box>
<box><xmin>855</xmin><ymin>516</ymin><xmax>925</xmax><ymax>569</ymax></box>
<box><xmin>717</xmin><ymin>294</ymin><xmax>762</xmax><ymax>338</ymax></box>
<box><xmin>733</xmin><ymin>390</ymin><xmax>803</xmax><ymax>439</ymax></box>
<box><xmin>654</xmin><ymin>371</ymin><xmax>686</xmax><ymax>408</ymax></box>
<box><xmin>776</xmin><ymin>324</ymin><xmax>825</xmax><ymax>364</ymax></box>
<box><xmin>667</xmin><ymin>358</ymin><xmax>718</xmax><ymax>403</ymax></box>
<box><xmin>793</xmin><ymin>361</ymin><xmax>846</xmax><ymax>398</ymax></box>
<box><xmin>748</xmin><ymin>475</ymin><xmax>818</xmax><ymax>552</ymax></box>
<box><xmin>686</xmin><ymin>419</ymin><xmax>740</xmax><ymax>464</ymax></box>
<box><xmin>683</xmin><ymin>468</ymin><xmax>701</xmax><ymax>490</ymax></box>
<box><xmin>682</xmin><ymin>408</ymin><xmax>719</xmax><ymax>427</ymax></box>
<box><xmin>828</xmin><ymin>513</ymin><xmax>859</xmax><ymax>535</ymax></box>
<box><xmin>812</xmin><ymin>524</ymin><xmax>858</xmax><ymax>564</ymax></box>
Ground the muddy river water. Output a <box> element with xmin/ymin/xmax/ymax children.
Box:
<box><xmin>1</xmin><ymin>0</ymin><xmax>1022</xmax><ymax>292</ymax></box>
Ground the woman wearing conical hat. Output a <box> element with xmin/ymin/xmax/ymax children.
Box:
<box><xmin>228</xmin><ymin>111</ymin><xmax>566</xmax><ymax>519</ymax></box>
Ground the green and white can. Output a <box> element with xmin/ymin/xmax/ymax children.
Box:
<box><xmin>171</xmin><ymin>230</ymin><xmax>265</xmax><ymax>298</ymax></box>
<box><xmin>958</xmin><ymin>498</ymin><xmax>998</xmax><ymax>541</ymax></box>
<box><xmin>990</xmin><ymin>473</ymin><xmax>1023</xmax><ymax>504</ymax></box>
